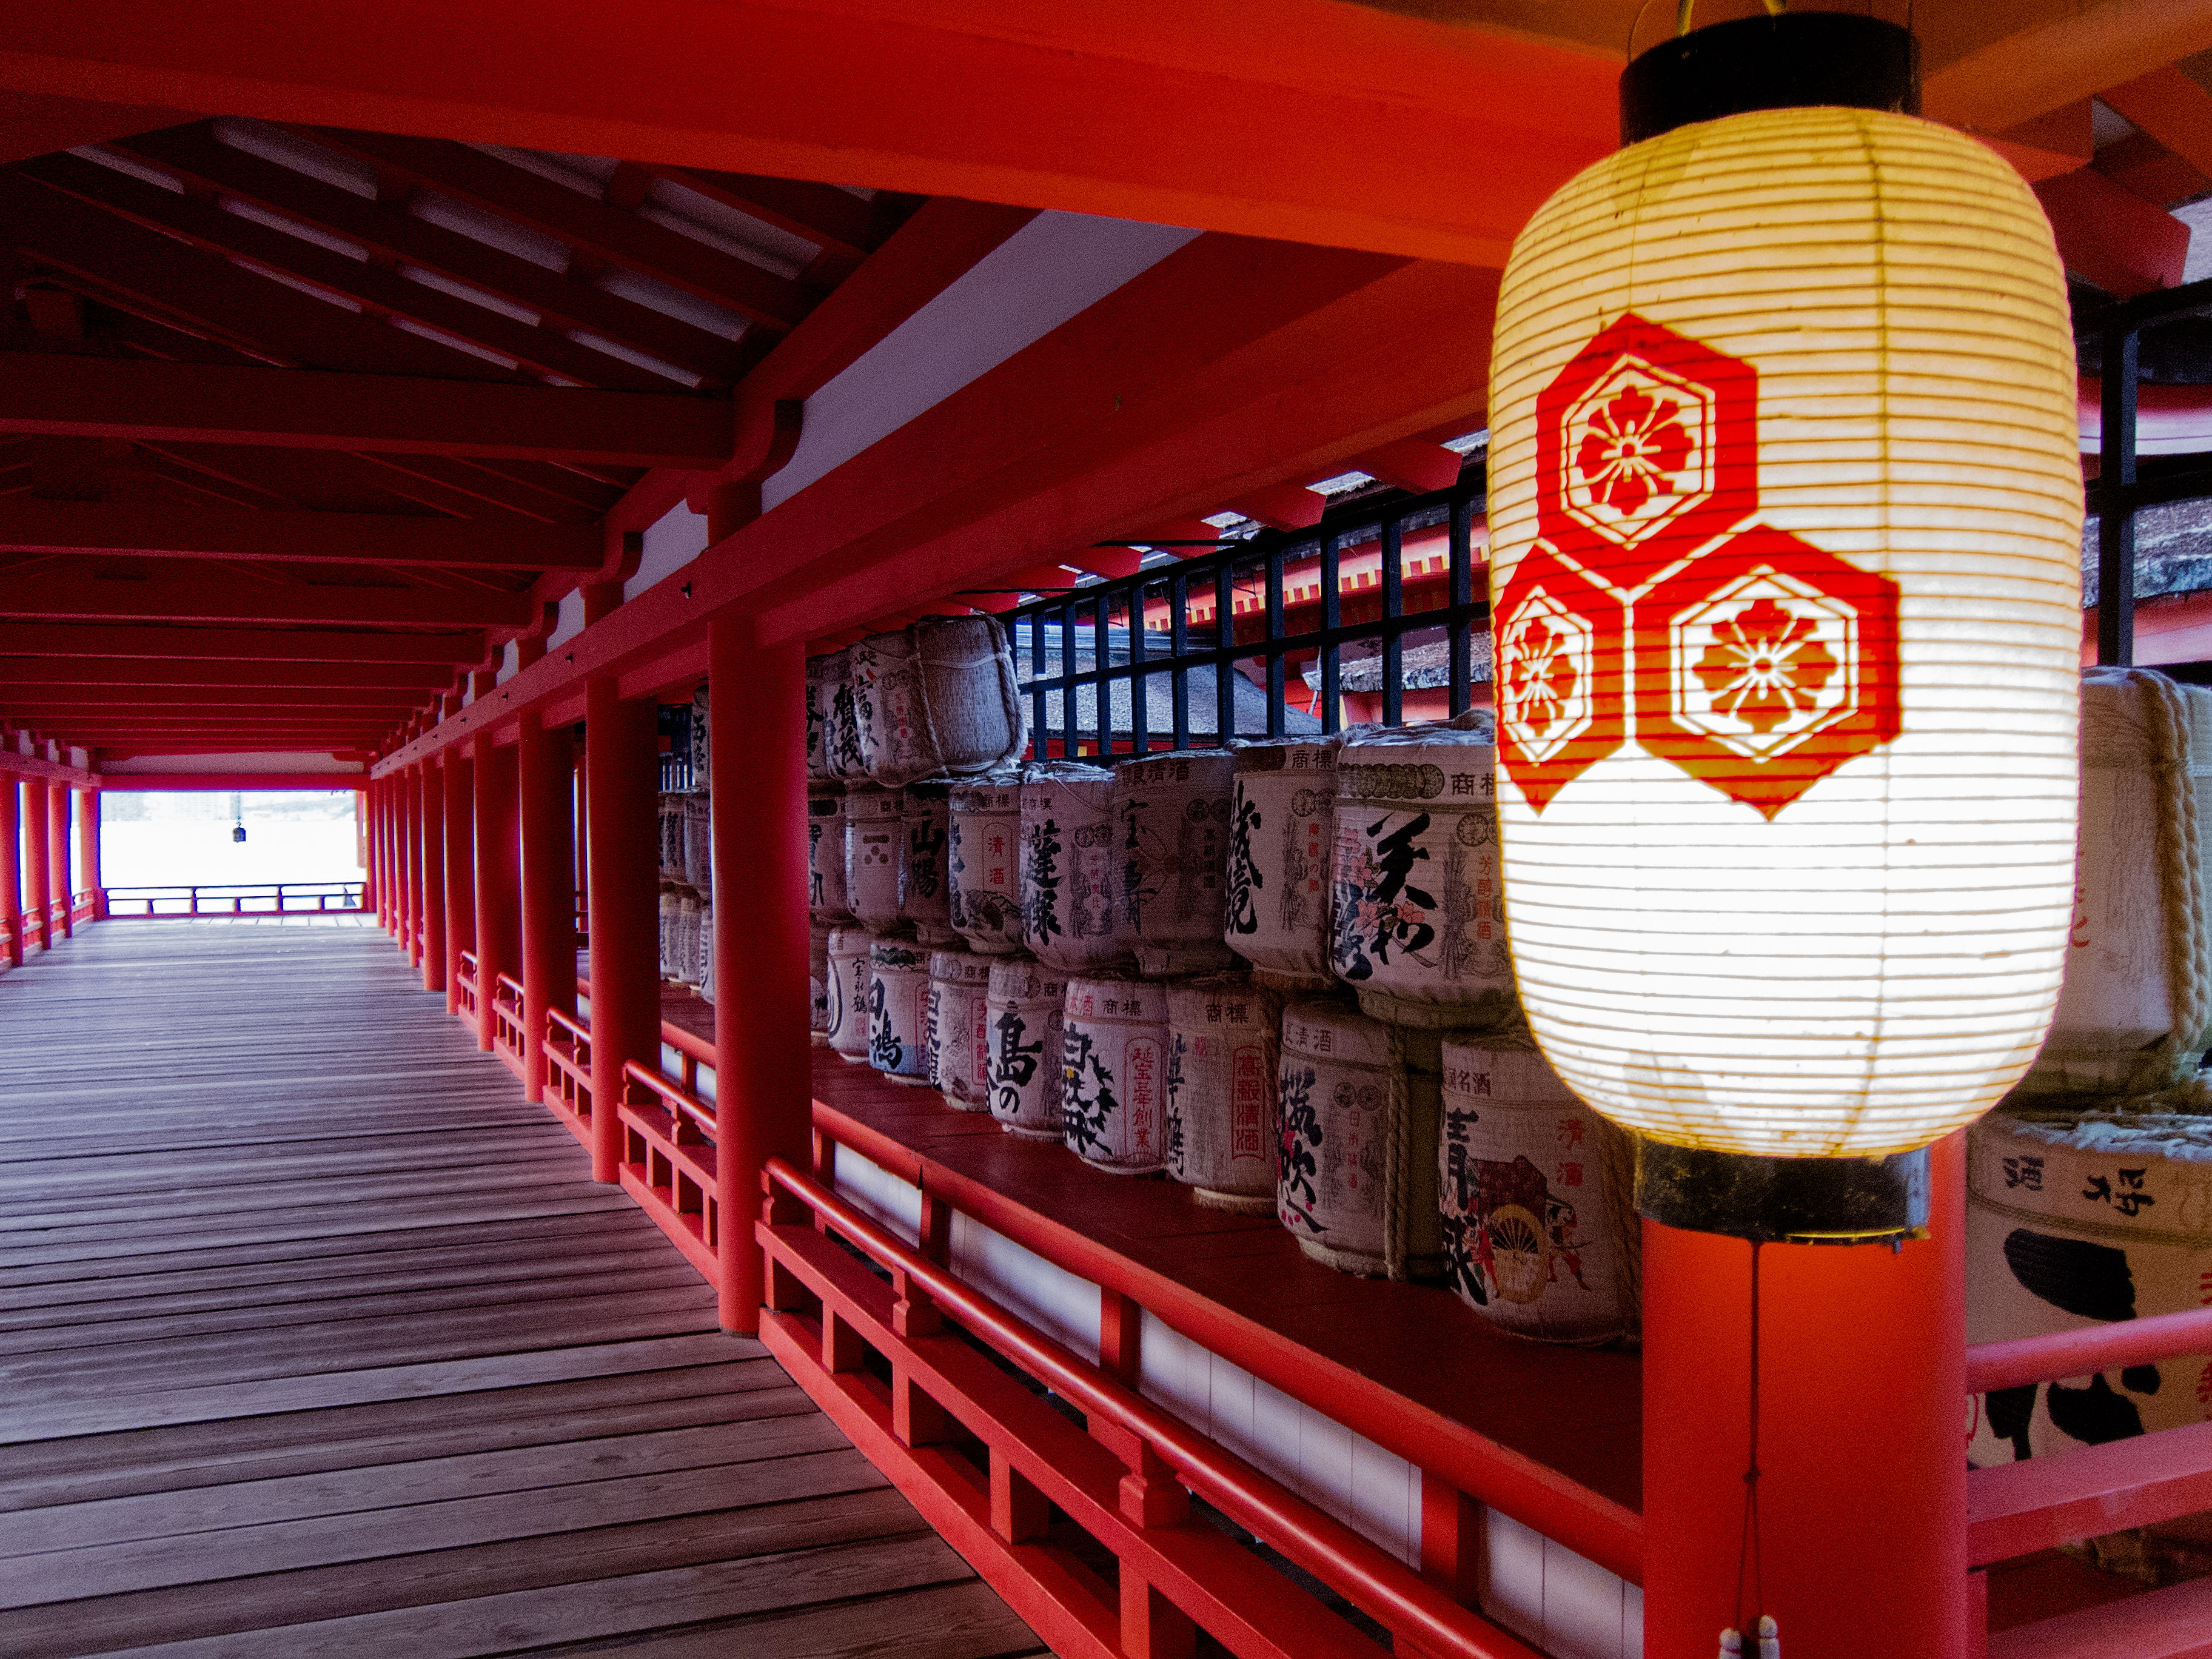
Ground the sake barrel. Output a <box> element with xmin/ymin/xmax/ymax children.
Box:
<box><xmin>1021</xmin><ymin>762</ymin><xmax>1126</xmax><ymax>973</ymax></box>
<box><xmin>657</xmin><ymin>885</ymin><xmax>681</xmax><ymax>980</ymax></box>
<box><xmin>672</xmin><ymin>890</ymin><xmax>703</xmax><ymax>986</ymax></box>
<box><xmin>823</xmin><ymin>650</ymin><xmax>866</xmax><ymax>782</ymax></box>
<box><xmin>1226</xmin><ymin>736</ymin><xmax>1342</xmax><ymax>990</ymax></box>
<box><xmin>986</xmin><ymin>958</ymin><xmax>1068</xmax><ymax>1141</ymax></box>
<box><xmin>807</xmin><ymin>789</ymin><xmax>853</xmax><ymax>922</ymax></box>
<box><xmin>1062</xmin><ymin>975</ymin><xmax>1171</xmax><ymax>1175</ymax></box>
<box><xmin>2019</xmin><ymin>668</ymin><xmax>2212</xmax><ymax>1099</ymax></box>
<box><xmin>928</xmin><ymin>950</ymin><xmax>995</xmax><ymax>1112</ymax></box>
<box><xmin>1165</xmin><ymin>975</ymin><xmax>1281</xmax><ymax>1212</ymax></box>
<box><xmin>1114</xmin><ymin>751</ymin><xmax>1239</xmax><ymax>976</ymax></box>
<box><xmin>682</xmin><ymin>793</ymin><xmax>712</xmax><ymax>895</ymax></box>
<box><xmin>1332</xmin><ymin>718</ymin><xmax>1516</xmax><ymax>1029</ymax></box>
<box><xmin>848</xmin><ymin>628</ymin><xmax>928</xmax><ymax>786</ymax></box>
<box><xmin>824</xmin><ymin>926</ymin><xmax>873</xmax><ymax>1062</ymax></box>
<box><xmin>809</xmin><ymin>920</ymin><xmax>831</xmax><ymax>1042</ymax></box>
<box><xmin>868</xmin><ymin>934</ymin><xmax>933</xmax><ymax>1084</ymax></box>
<box><xmin>1438</xmin><ymin>1030</ymin><xmax>1640</xmax><ymax>1345</ymax></box>
<box><xmin>1967</xmin><ymin>1108</ymin><xmax>2212</xmax><ymax>1472</ymax></box>
<box><xmin>843</xmin><ymin>786</ymin><xmax>903</xmax><ymax>931</ymax></box>
<box><xmin>911</xmin><ymin>614</ymin><xmax>1025</xmax><ymax>777</ymax></box>
<box><xmin>657</xmin><ymin>796</ymin><xmax>684</xmax><ymax>881</ymax></box>
<box><xmin>899</xmin><ymin>779</ymin><xmax>957</xmax><ymax>946</ymax></box>
<box><xmin>690</xmin><ymin>681</ymin><xmax>711</xmax><ymax>791</ymax></box>
<box><xmin>806</xmin><ymin>651</ymin><xmax>841</xmax><ymax>782</ymax></box>
<box><xmin>694</xmin><ymin>900</ymin><xmax>715</xmax><ymax>1002</ymax></box>
<box><xmin>1277</xmin><ymin>1000</ymin><xmax>1446</xmax><ymax>1280</ymax></box>
<box><xmin>948</xmin><ymin>774</ymin><xmax>1025</xmax><ymax>954</ymax></box>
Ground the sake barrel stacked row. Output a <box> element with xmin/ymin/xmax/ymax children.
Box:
<box><xmin>806</xmin><ymin>617</ymin><xmax>1027</xmax><ymax>788</ymax></box>
<box><xmin>656</xmin><ymin>682</ymin><xmax>714</xmax><ymax>1000</ymax></box>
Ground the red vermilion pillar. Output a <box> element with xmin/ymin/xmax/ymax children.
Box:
<box><xmin>48</xmin><ymin>785</ymin><xmax>70</xmax><ymax>937</ymax></box>
<box><xmin>711</xmin><ymin>620</ymin><xmax>811</xmax><ymax>1333</ymax></box>
<box><xmin>24</xmin><ymin>780</ymin><xmax>49</xmax><ymax>951</ymax></box>
<box><xmin>583</xmin><ymin>680</ymin><xmax>658</xmax><ymax>1184</ymax></box>
<box><xmin>407</xmin><ymin>767</ymin><xmax>429</xmax><ymax>968</ymax></box>
<box><xmin>474</xmin><ymin>737</ymin><xmax>521</xmax><ymax>1053</ymax></box>
<box><xmin>518</xmin><ymin>713</ymin><xmax>577</xmax><ymax>1104</ymax></box>
<box><xmin>394</xmin><ymin>773</ymin><xmax>412</xmax><ymax>951</ymax></box>
<box><xmin>369</xmin><ymin>779</ymin><xmax>386</xmax><ymax>930</ymax></box>
<box><xmin>0</xmin><ymin>781</ymin><xmax>20</xmax><ymax>968</ymax></box>
<box><xmin>443</xmin><ymin>752</ymin><xmax>476</xmax><ymax>1019</ymax></box>
<box><xmin>420</xmin><ymin>759</ymin><xmax>447</xmax><ymax>994</ymax></box>
<box><xmin>1641</xmin><ymin>1133</ymin><xmax>1969</xmax><ymax>1659</ymax></box>
<box><xmin>76</xmin><ymin>788</ymin><xmax>102</xmax><ymax>920</ymax></box>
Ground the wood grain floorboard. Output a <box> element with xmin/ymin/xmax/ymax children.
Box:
<box><xmin>0</xmin><ymin>924</ymin><xmax>1038</xmax><ymax>1657</ymax></box>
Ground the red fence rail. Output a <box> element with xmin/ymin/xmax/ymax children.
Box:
<box><xmin>454</xmin><ymin>949</ymin><xmax>480</xmax><ymax>1022</ymax></box>
<box><xmin>489</xmin><ymin>973</ymin><xmax>526</xmax><ymax>1078</ymax></box>
<box><xmin>106</xmin><ymin>880</ymin><xmax>364</xmax><ymax>916</ymax></box>
<box><xmin>618</xmin><ymin>1061</ymin><xmax>719</xmax><ymax>1282</ymax></box>
<box><xmin>542</xmin><ymin>1006</ymin><xmax>594</xmax><ymax>1151</ymax></box>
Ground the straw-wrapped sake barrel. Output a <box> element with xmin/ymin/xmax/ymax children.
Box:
<box><xmin>1021</xmin><ymin>762</ymin><xmax>1125</xmax><ymax>973</ymax></box>
<box><xmin>657</xmin><ymin>797</ymin><xmax>685</xmax><ymax>881</ymax></box>
<box><xmin>1277</xmin><ymin>1000</ymin><xmax>1446</xmax><ymax>1280</ymax></box>
<box><xmin>694</xmin><ymin>901</ymin><xmax>714</xmax><ymax>1002</ymax></box>
<box><xmin>822</xmin><ymin>651</ymin><xmax>866</xmax><ymax>782</ymax></box>
<box><xmin>1225</xmin><ymin>736</ymin><xmax>1342</xmax><ymax>989</ymax></box>
<box><xmin>843</xmin><ymin>786</ymin><xmax>903</xmax><ymax>931</ymax></box>
<box><xmin>1062</xmin><ymin>975</ymin><xmax>1171</xmax><ymax>1174</ymax></box>
<box><xmin>682</xmin><ymin>794</ymin><xmax>712</xmax><ymax>894</ymax></box>
<box><xmin>825</xmin><ymin>926</ymin><xmax>873</xmax><ymax>1061</ymax></box>
<box><xmin>1968</xmin><ymin>1110</ymin><xmax>2212</xmax><ymax>1476</ymax></box>
<box><xmin>806</xmin><ymin>652</ymin><xmax>842</xmax><ymax>782</ymax></box>
<box><xmin>1331</xmin><ymin>718</ymin><xmax>1516</xmax><ymax>1030</ymax></box>
<box><xmin>672</xmin><ymin>891</ymin><xmax>703</xmax><ymax>987</ymax></box>
<box><xmin>1165</xmin><ymin>976</ymin><xmax>1280</xmax><ymax>1212</ymax></box>
<box><xmin>948</xmin><ymin>774</ymin><xmax>1025</xmax><ymax>954</ymax></box>
<box><xmin>1114</xmin><ymin>751</ymin><xmax>1239</xmax><ymax>976</ymax></box>
<box><xmin>928</xmin><ymin>950</ymin><xmax>994</xmax><ymax>1112</ymax></box>
<box><xmin>849</xmin><ymin>616</ymin><xmax>1026</xmax><ymax>788</ymax></box>
<box><xmin>867</xmin><ymin>934</ymin><xmax>933</xmax><ymax>1084</ymax></box>
<box><xmin>657</xmin><ymin>885</ymin><xmax>681</xmax><ymax>980</ymax></box>
<box><xmin>2018</xmin><ymin>668</ymin><xmax>2212</xmax><ymax>1099</ymax></box>
<box><xmin>1438</xmin><ymin>1030</ymin><xmax>1639</xmax><ymax>1345</ymax></box>
<box><xmin>899</xmin><ymin>779</ymin><xmax>957</xmax><ymax>946</ymax></box>
<box><xmin>806</xmin><ymin>789</ymin><xmax>853</xmax><ymax>922</ymax></box>
<box><xmin>809</xmin><ymin>921</ymin><xmax>831</xmax><ymax>1043</ymax></box>
<box><xmin>986</xmin><ymin>959</ymin><xmax>1068</xmax><ymax>1141</ymax></box>
<box><xmin>690</xmin><ymin>682</ymin><xmax>710</xmax><ymax>786</ymax></box>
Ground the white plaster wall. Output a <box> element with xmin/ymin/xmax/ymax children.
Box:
<box><xmin>549</xmin><ymin>587</ymin><xmax>588</xmax><ymax>648</ymax></box>
<box><xmin>624</xmin><ymin>504</ymin><xmax>711</xmax><ymax>602</ymax></box>
<box><xmin>763</xmin><ymin>212</ymin><xmax>1202</xmax><ymax>511</ymax></box>
<box><xmin>494</xmin><ymin>640</ymin><xmax>521</xmax><ymax>686</ymax></box>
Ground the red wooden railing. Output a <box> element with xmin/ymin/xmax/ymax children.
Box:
<box><xmin>489</xmin><ymin>973</ymin><xmax>527</xmax><ymax>1078</ymax></box>
<box><xmin>542</xmin><ymin>1006</ymin><xmax>594</xmax><ymax>1150</ymax></box>
<box><xmin>454</xmin><ymin>949</ymin><xmax>480</xmax><ymax>1022</ymax></box>
<box><xmin>617</xmin><ymin>1061</ymin><xmax>720</xmax><ymax>1283</ymax></box>
<box><xmin>1965</xmin><ymin>1307</ymin><xmax>2212</xmax><ymax>1658</ymax></box>
<box><xmin>105</xmin><ymin>880</ymin><xmax>364</xmax><ymax>916</ymax></box>
<box><xmin>757</xmin><ymin>1155</ymin><xmax>1546</xmax><ymax>1659</ymax></box>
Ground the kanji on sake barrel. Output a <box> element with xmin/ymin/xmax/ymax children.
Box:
<box><xmin>849</xmin><ymin>615</ymin><xmax>1026</xmax><ymax>788</ymax></box>
<box><xmin>948</xmin><ymin>773</ymin><xmax>1025</xmax><ymax>954</ymax></box>
<box><xmin>806</xmin><ymin>651</ymin><xmax>842</xmax><ymax>782</ymax></box>
<box><xmin>867</xmin><ymin>934</ymin><xmax>932</xmax><ymax>1085</ymax></box>
<box><xmin>806</xmin><ymin>789</ymin><xmax>853</xmax><ymax>922</ymax></box>
<box><xmin>1439</xmin><ymin>1028</ymin><xmax>1640</xmax><ymax>1345</ymax></box>
<box><xmin>1165</xmin><ymin>974</ymin><xmax>1281</xmax><ymax>1212</ymax></box>
<box><xmin>1331</xmin><ymin>718</ymin><xmax>1517</xmax><ymax>1030</ymax></box>
<box><xmin>928</xmin><ymin>950</ymin><xmax>994</xmax><ymax>1112</ymax></box>
<box><xmin>1225</xmin><ymin>736</ymin><xmax>1342</xmax><ymax>990</ymax></box>
<box><xmin>809</xmin><ymin>920</ymin><xmax>831</xmax><ymax>1044</ymax></box>
<box><xmin>672</xmin><ymin>890</ymin><xmax>703</xmax><ymax>987</ymax></box>
<box><xmin>1061</xmin><ymin>975</ymin><xmax>1171</xmax><ymax>1175</ymax></box>
<box><xmin>1020</xmin><ymin>762</ymin><xmax>1126</xmax><ymax>973</ymax></box>
<box><xmin>1967</xmin><ymin>1110</ymin><xmax>2212</xmax><ymax>1507</ymax></box>
<box><xmin>681</xmin><ymin>794</ymin><xmax>711</xmax><ymax>894</ymax></box>
<box><xmin>899</xmin><ymin>779</ymin><xmax>957</xmax><ymax>946</ymax></box>
<box><xmin>1114</xmin><ymin>751</ymin><xmax>1239</xmax><ymax>976</ymax></box>
<box><xmin>657</xmin><ymin>884</ymin><xmax>680</xmax><ymax>980</ymax></box>
<box><xmin>1277</xmin><ymin>999</ymin><xmax>1446</xmax><ymax>1280</ymax></box>
<box><xmin>825</xmin><ymin>925</ymin><xmax>873</xmax><ymax>1061</ymax></box>
<box><xmin>2018</xmin><ymin>668</ymin><xmax>2212</xmax><ymax>1101</ymax></box>
<box><xmin>694</xmin><ymin>900</ymin><xmax>714</xmax><ymax>1001</ymax></box>
<box><xmin>843</xmin><ymin>786</ymin><xmax>903</xmax><ymax>931</ymax></box>
<box><xmin>987</xmin><ymin>957</ymin><xmax>1068</xmax><ymax>1141</ymax></box>
<box><xmin>823</xmin><ymin>651</ymin><xmax>866</xmax><ymax>783</ymax></box>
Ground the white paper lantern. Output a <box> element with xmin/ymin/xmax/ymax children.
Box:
<box><xmin>1488</xmin><ymin>106</ymin><xmax>2083</xmax><ymax>1165</ymax></box>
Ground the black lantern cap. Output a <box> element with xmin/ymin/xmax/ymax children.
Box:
<box><xmin>1637</xmin><ymin>1140</ymin><xmax>1931</xmax><ymax>1245</ymax></box>
<box><xmin>1621</xmin><ymin>13</ymin><xmax>1920</xmax><ymax>146</ymax></box>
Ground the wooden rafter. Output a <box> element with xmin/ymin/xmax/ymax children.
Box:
<box><xmin>0</xmin><ymin>560</ymin><xmax>534</xmax><ymax>627</ymax></box>
<box><xmin>0</xmin><ymin>497</ymin><xmax>602</xmax><ymax>568</ymax></box>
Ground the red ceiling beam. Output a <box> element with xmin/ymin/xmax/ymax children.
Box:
<box><xmin>0</xmin><ymin>175</ymin><xmax>525</xmax><ymax>382</ymax></box>
<box><xmin>304</xmin><ymin>128</ymin><xmax>811</xmax><ymax>333</ymax></box>
<box><xmin>0</xmin><ymin>497</ymin><xmax>602</xmax><ymax>570</ymax></box>
<box><xmin>0</xmin><ymin>657</ymin><xmax>455</xmax><ymax>689</ymax></box>
<box><xmin>16</xmin><ymin>152</ymin><xmax>679</xmax><ymax>392</ymax></box>
<box><xmin>1923</xmin><ymin>1</ymin><xmax>2212</xmax><ymax>134</ymax></box>
<box><xmin>0</xmin><ymin>686</ymin><xmax>424</xmax><ymax>708</ymax></box>
<box><xmin>2034</xmin><ymin>167</ymin><xmax>2191</xmax><ymax>295</ymax></box>
<box><xmin>0</xmin><ymin>563</ymin><xmax>534</xmax><ymax>628</ymax></box>
<box><xmin>95</xmin><ymin>770</ymin><xmax>367</xmax><ymax>788</ymax></box>
<box><xmin>0</xmin><ymin>622</ymin><xmax>485</xmax><ymax>663</ymax></box>
<box><xmin>113</xmin><ymin>124</ymin><xmax>748</xmax><ymax>384</ymax></box>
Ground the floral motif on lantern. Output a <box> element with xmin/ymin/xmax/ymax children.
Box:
<box><xmin>1490</xmin><ymin>548</ymin><xmax>1627</xmax><ymax>812</ymax></box>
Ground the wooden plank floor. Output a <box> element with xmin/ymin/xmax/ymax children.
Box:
<box><xmin>0</xmin><ymin>922</ymin><xmax>1044</xmax><ymax>1659</ymax></box>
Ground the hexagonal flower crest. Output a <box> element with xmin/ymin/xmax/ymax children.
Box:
<box><xmin>1492</xmin><ymin>548</ymin><xmax>1626</xmax><ymax>812</ymax></box>
<box><xmin>1635</xmin><ymin>526</ymin><xmax>1901</xmax><ymax>819</ymax></box>
<box><xmin>1535</xmin><ymin>313</ymin><xmax>1757</xmax><ymax>592</ymax></box>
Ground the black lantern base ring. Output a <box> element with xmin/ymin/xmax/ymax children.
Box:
<box><xmin>1636</xmin><ymin>1141</ymin><xmax>1932</xmax><ymax>1245</ymax></box>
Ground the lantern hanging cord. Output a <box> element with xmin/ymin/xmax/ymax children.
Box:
<box><xmin>1730</xmin><ymin>1241</ymin><xmax>1769</xmax><ymax>1650</ymax></box>
<box><xmin>1674</xmin><ymin>0</ymin><xmax>1785</xmax><ymax>36</ymax></box>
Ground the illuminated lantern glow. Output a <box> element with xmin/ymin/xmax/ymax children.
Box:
<box><xmin>1488</xmin><ymin>99</ymin><xmax>2083</xmax><ymax>1189</ymax></box>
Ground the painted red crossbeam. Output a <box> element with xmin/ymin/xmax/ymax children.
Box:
<box><xmin>1966</xmin><ymin>1304</ymin><xmax>2212</xmax><ymax>1393</ymax></box>
<box><xmin>0</xmin><ymin>497</ymin><xmax>601</xmax><ymax>569</ymax></box>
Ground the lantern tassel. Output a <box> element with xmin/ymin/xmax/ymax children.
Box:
<box><xmin>1720</xmin><ymin>1614</ymin><xmax>1781</xmax><ymax>1658</ymax></box>
<box><xmin>1718</xmin><ymin>1631</ymin><xmax>1742</xmax><ymax>1659</ymax></box>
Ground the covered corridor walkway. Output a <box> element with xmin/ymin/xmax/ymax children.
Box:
<box><xmin>0</xmin><ymin>922</ymin><xmax>1041</xmax><ymax>1658</ymax></box>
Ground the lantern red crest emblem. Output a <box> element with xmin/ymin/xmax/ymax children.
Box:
<box><xmin>1503</xmin><ymin>315</ymin><xmax>1900</xmax><ymax>819</ymax></box>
